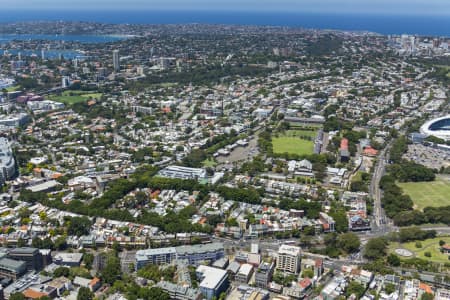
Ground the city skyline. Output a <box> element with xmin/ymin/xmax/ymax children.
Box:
<box><xmin>2</xmin><ymin>0</ymin><xmax>450</xmax><ymax>16</ymax></box>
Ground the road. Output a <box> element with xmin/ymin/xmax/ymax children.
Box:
<box><xmin>370</xmin><ymin>143</ymin><xmax>391</xmax><ymax>232</ymax></box>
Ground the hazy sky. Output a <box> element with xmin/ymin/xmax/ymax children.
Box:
<box><xmin>2</xmin><ymin>0</ymin><xmax>449</xmax><ymax>15</ymax></box>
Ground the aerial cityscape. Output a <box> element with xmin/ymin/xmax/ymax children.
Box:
<box><xmin>0</xmin><ymin>1</ymin><xmax>449</xmax><ymax>300</ymax></box>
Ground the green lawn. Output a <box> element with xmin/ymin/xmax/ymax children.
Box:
<box><xmin>352</xmin><ymin>171</ymin><xmax>364</xmax><ymax>182</ymax></box>
<box><xmin>48</xmin><ymin>90</ymin><xmax>103</xmax><ymax>104</ymax></box>
<box><xmin>389</xmin><ymin>237</ymin><xmax>450</xmax><ymax>264</ymax></box>
<box><xmin>282</xmin><ymin>129</ymin><xmax>318</xmax><ymax>138</ymax></box>
<box><xmin>202</xmin><ymin>158</ymin><xmax>217</xmax><ymax>168</ymax></box>
<box><xmin>272</xmin><ymin>130</ymin><xmax>315</xmax><ymax>156</ymax></box>
<box><xmin>397</xmin><ymin>176</ymin><xmax>450</xmax><ymax>210</ymax></box>
<box><xmin>289</xmin><ymin>123</ymin><xmax>323</xmax><ymax>129</ymax></box>
<box><xmin>5</xmin><ymin>85</ymin><xmax>20</xmax><ymax>92</ymax></box>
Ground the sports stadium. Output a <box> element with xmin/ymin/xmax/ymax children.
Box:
<box><xmin>420</xmin><ymin>115</ymin><xmax>450</xmax><ymax>141</ymax></box>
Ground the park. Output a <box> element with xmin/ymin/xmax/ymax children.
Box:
<box><xmin>397</xmin><ymin>175</ymin><xmax>450</xmax><ymax>210</ymax></box>
<box><xmin>272</xmin><ymin>129</ymin><xmax>317</xmax><ymax>156</ymax></box>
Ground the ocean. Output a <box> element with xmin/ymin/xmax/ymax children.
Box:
<box><xmin>0</xmin><ymin>34</ymin><xmax>126</xmax><ymax>44</ymax></box>
<box><xmin>0</xmin><ymin>10</ymin><xmax>449</xmax><ymax>37</ymax></box>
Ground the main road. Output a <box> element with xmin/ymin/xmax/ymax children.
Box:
<box><xmin>370</xmin><ymin>143</ymin><xmax>391</xmax><ymax>232</ymax></box>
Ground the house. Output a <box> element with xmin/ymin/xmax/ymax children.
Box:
<box><xmin>74</xmin><ymin>276</ymin><xmax>101</xmax><ymax>292</ymax></box>
<box><xmin>340</xmin><ymin>138</ymin><xmax>350</xmax><ymax>162</ymax></box>
<box><xmin>441</xmin><ymin>244</ymin><xmax>450</xmax><ymax>254</ymax></box>
<box><xmin>363</xmin><ymin>146</ymin><xmax>378</xmax><ymax>157</ymax></box>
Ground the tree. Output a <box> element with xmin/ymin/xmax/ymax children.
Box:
<box><xmin>53</xmin><ymin>266</ymin><xmax>70</xmax><ymax>278</ymax></box>
<box><xmin>32</xmin><ymin>237</ymin><xmax>54</xmax><ymax>250</ymax></box>
<box><xmin>329</xmin><ymin>209</ymin><xmax>348</xmax><ymax>233</ymax></box>
<box><xmin>101</xmin><ymin>253</ymin><xmax>121</xmax><ymax>284</ymax></box>
<box><xmin>364</xmin><ymin>237</ymin><xmax>388</xmax><ymax>260</ymax></box>
<box><xmin>336</xmin><ymin>233</ymin><xmax>361</xmax><ymax>253</ymax></box>
<box><xmin>302</xmin><ymin>268</ymin><xmax>314</xmax><ymax>279</ymax></box>
<box><xmin>66</xmin><ymin>216</ymin><xmax>92</xmax><ymax>236</ymax></box>
<box><xmin>385</xmin><ymin>283</ymin><xmax>396</xmax><ymax>294</ymax></box>
<box><xmin>54</xmin><ymin>236</ymin><xmax>68</xmax><ymax>250</ymax></box>
<box><xmin>83</xmin><ymin>253</ymin><xmax>94</xmax><ymax>269</ymax></box>
<box><xmin>17</xmin><ymin>237</ymin><xmax>27</xmax><ymax>247</ymax></box>
<box><xmin>346</xmin><ymin>281</ymin><xmax>366</xmax><ymax>298</ymax></box>
<box><xmin>10</xmin><ymin>293</ymin><xmax>26</xmax><ymax>300</ymax></box>
<box><xmin>420</xmin><ymin>293</ymin><xmax>434</xmax><ymax>300</ymax></box>
<box><xmin>146</xmin><ymin>287</ymin><xmax>170</xmax><ymax>300</ymax></box>
<box><xmin>77</xmin><ymin>286</ymin><xmax>94</xmax><ymax>300</ymax></box>
<box><xmin>387</xmin><ymin>254</ymin><xmax>401</xmax><ymax>267</ymax></box>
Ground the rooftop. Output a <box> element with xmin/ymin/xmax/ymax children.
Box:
<box><xmin>196</xmin><ymin>265</ymin><xmax>227</xmax><ymax>289</ymax></box>
<box><xmin>278</xmin><ymin>244</ymin><xmax>301</xmax><ymax>256</ymax></box>
<box><xmin>0</xmin><ymin>257</ymin><xmax>27</xmax><ymax>273</ymax></box>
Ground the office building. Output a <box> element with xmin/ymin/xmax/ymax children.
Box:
<box><xmin>0</xmin><ymin>258</ymin><xmax>27</xmax><ymax>280</ymax></box>
<box><xmin>136</xmin><ymin>243</ymin><xmax>224</xmax><ymax>270</ymax></box>
<box><xmin>196</xmin><ymin>266</ymin><xmax>229</xmax><ymax>300</ymax></box>
<box><xmin>8</xmin><ymin>247</ymin><xmax>43</xmax><ymax>271</ymax></box>
<box><xmin>113</xmin><ymin>50</ymin><xmax>120</xmax><ymax>72</ymax></box>
<box><xmin>0</xmin><ymin>138</ymin><xmax>16</xmax><ymax>184</ymax></box>
<box><xmin>255</xmin><ymin>262</ymin><xmax>275</xmax><ymax>288</ymax></box>
<box><xmin>276</xmin><ymin>245</ymin><xmax>301</xmax><ymax>274</ymax></box>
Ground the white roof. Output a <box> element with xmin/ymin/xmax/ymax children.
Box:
<box><xmin>278</xmin><ymin>244</ymin><xmax>301</xmax><ymax>256</ymax></box>
<box><xmin>196</xmin><ymin>265</ymin><xmax>227</xmax><ymax>289</ymax></box>
<box><xmin>238</xmin><ymin>264</ymin><xmax>253</xmax><ymax>276</ymax></box>
<box><xmin>420</xmin><ymin>115</ymin><xmax>450</xmax><ymax>141</ymax></box>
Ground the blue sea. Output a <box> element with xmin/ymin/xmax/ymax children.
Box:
<box><xmin>0</xmin><ymin>10</ymin><xmax>449</xmax><ymax>37</ymax></box>
<box><xmin>0</xmin><ymin>34</ymin><xmax>125</xmax><ymax>44</ymax></box>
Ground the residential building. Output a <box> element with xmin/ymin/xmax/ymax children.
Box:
<box><xmin>176</xmin><ymin>243</ymin><xmax>224</xmax><ymax>266</ymax></box>
<box><xmin>136</xmin><ymin>243</ymin><xmax>224</xmax><ymax>270</ymax></box>
<box><xmin>276</xmin><ymin>245</ymin><xmax>301</xmax><ymax>274</ymax></box>
<box><xmin>0</xmin><ymin>138</ymin><xmax>16</xmax><ymax>184</ymax></box>
<box><xmin>113</xmin><ymin>50</ymin><xmax>120</xmax><ymax>72</ymax></box>
<box><xmin>255</xmin><ymin>261</ymin><xmax>275</xmax><ymax>288</ymax></box>
<box><xmin>135</xmin><ymin>247</ymin><xmax>177</xmax><ymax>270</ymax></box>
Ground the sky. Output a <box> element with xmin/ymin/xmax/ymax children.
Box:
<box><xmin>1</xmin><ymin>0</ymin><xmax>449</xmax><ymax>16</ymax></box>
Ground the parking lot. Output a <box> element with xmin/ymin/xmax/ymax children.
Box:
<box><xmin>403</xmin><ymin>144</ymin><xmax>450</xmax><ymax>169</ymax></box>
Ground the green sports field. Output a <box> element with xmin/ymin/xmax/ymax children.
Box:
<box><xmin>397</xmin><ymin>176</ymin><xmax>450</xmax><ymax>211</ymax></box>
<box><xmin>272</xmin><ymin>130</ymin><xmax>316</xmax><ymax>156</ymax></box>
<box><xmin>48</xmin><ymin>90</ymin><xmax>103</xmax><ymax>104</ymax></box>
